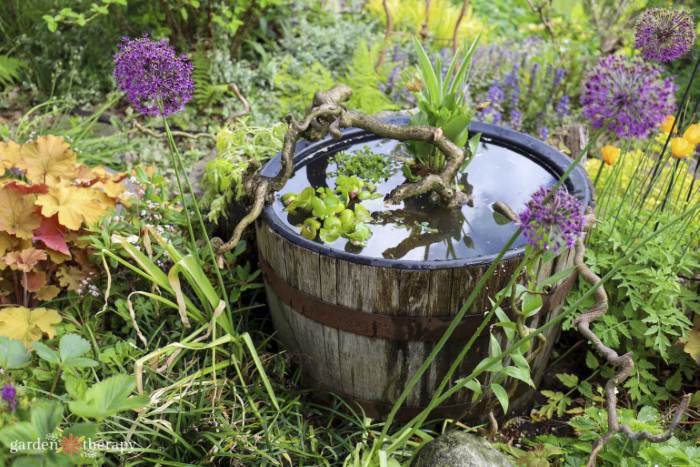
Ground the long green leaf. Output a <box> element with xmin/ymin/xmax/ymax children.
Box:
<box><xmin>448</xmin><ymin>31</ymin><xmax>482</xmax><ymax>97</ymax></box>
<box><xmin>413</xmin><ymin>38</ymin><xmax>439</xmax><ymax>106</ymax></box>
<box><xmin>241</xmin><ymin>332</ymin><xmax>279</xmax><ymax>411</ymax></box>
<box><xmin>111</xmin><ymin>236</ymin><xmax>170</xmax><ymax>289</ymax></box>
<box><xmin>442</xmin><ymin>45</ymin><xmax>462</xmax><ymax>91</ymax></box>
<box><xmin>490</xmin><ymin>383</ymin><xmax>508</xmax><ymax>414</ymax></box>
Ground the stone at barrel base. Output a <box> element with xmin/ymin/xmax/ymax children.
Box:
<box><xmin>410</xmin><ymin>431</ymin><xmax>513</xmax><ymax>467</ymax></box>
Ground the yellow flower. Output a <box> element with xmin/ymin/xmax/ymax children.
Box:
<box><xmin>601</xmin><ymin>145</ymin><xmax>620</xmax><ymax>165</ymax></box>
<box><xmin>661</xmin><ymin>115</ymin><xmax>676</xmax><ymax>133</ymax></box>
<box><xmin>682</xmin><ymin>123</ymin><xmax>700</xmax><ymax>145</ymax></box>
<box><xmin>670</xmin><ymin>137</ymin><xmax>695</xmax><ymax>159</ymax></box>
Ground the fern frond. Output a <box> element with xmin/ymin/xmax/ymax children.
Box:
<box><xmin>0</xmin><ymin>54</ymin><xmax>26</xmax><ymax>87</ymax></box>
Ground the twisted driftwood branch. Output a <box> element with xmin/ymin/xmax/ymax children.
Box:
<box><xmin>572</xmin><ymin>211</ymin><xmax>691</xmax><ymax>466</ymax></box>
<box><xmin>211</xmin><ymin>84</ymin><xmax>471</xmax><ymax>254</ymax></box>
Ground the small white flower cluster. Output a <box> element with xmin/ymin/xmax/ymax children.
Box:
<box><xmin>75</xmin><ymin>275</ymin><xmax>100</xmax><ymax>297</ymax></box>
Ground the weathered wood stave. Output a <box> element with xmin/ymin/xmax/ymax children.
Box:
<box><xmin>257</xmin><ymin>220</ymin><xmax>577</xmax><ymax>420</ymax></box>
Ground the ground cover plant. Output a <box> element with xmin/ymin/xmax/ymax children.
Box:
<box><xmin>0</xmin><ymin>1</ymin><xmax>699</xmax><ymax>466</ymax></box>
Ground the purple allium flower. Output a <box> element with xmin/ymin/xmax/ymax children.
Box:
<box><xmin>2</xmin><ymin>384</ymin><xmax>16</xmax><ymax>411</ymax></box>
<box><xmin>581</xmin><ymin>55</ymin><xmax>675</xmax><ymax>138</ymax></box>
<box><xmin>518</xmin><ymin>186</ymin><xmax>585</xmax><ymax>253</ymax></box>
<box><xmin>635</xmin><ymin>8</ymin><xmax>696</xmax><ymax>63</ymax></box>
<box><xmin>113</xmin><ymin>36</ymin><xmax>194</xmax><ymax>116</ymax></box>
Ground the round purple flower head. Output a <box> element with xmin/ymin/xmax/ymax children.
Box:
<box><xmin>518</xmin><ymin>186</ymin><xmax>585</xmax><ymax>254</ymax></box>
<box><xmin>635</xmin><ymin>8</ymin><xmax>696</xmax><ymax>63</ymax></box>
<box><xmin>113</xmin><ymin>36</ymin><xmax>194</xmax><ymax>117</ymax></box>
<box><xmin>2</xmin><ymin>384</ymin><xmax>16</xmax><ymax>411</ymax></box>
<box><xmin>581</xmin><ymin>55</ymin><xmax>675</xmax><ymax>139</ymax></box>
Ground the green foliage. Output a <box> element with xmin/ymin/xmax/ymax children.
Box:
<box><xmin>341</xmin><ymin>42</ymin><xmax>401</xmax><ymax>114</ymax></box>
<box><xmin>0</xmin><ymin>336</ymin><xmax>32</xmax><ymax>369</ymax></box>
<box><xmin>201</xmin><ymin>120</ymin><xmax>286</xmax><ymax>223</ymax></box>
<box><xmin>274</xmin><ymin>40</ymin><xmax>399</xmax><ymax>119</ymax></box>
<box><xmin>283</xmin><ymin>177</ymin><xmax>381</xmax><ymax>246</ymax></box>
<box><xmin>407</xmin><ymin>36</ymin><xmax>480</xmax><ymax>172</ymax></box>
<box><xmin>329</xmin><ymin>145</ymin><xmax>396</xmax><ymax>183</ymax></box>
<box><xmin>68</xmin><ymin>374</ymin><xmax>149</xmax><ymax>420</ymax></box>
<box><xmin>0</xmin><ymin>55</ymin><xmax>27</xmax><ymax>88</ymax></box>
<box><xmin>528</xmin><ymin>405</ymin><xmax>700</xmax><ymax>466</ymax></box>
<box><xmin>564</xmin><ymin>203</ymin><xmax>699</xmax><ymax>405</ymax></box>
<box><xmin>191</xmin><ymin>46</ymin><xmax>232</xmax><ymax>111</ymax></box>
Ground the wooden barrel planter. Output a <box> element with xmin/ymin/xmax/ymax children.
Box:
<box><xmin>255</xmin><ymin>117</ymin><xmax>593</xmax><ymax>421</ymax></box>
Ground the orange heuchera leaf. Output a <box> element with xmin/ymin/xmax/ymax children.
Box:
<box><xmin>1</xmin><ymin>180</ymin><xmax>50</xmax><ymax>195</ymax></box>
<box><xmin>0</xmin><ymin>186</ymin><xmax>42</xmax><ymax>239</ymax></box>
<box><xmin>73</xmin><ymin>164</ymin><xmax>101</xmax><ymax>185</ymax></box>
<box><xmin>56</xmin><ymin>265</ymin><xmax>88</xmax><ymax>291</ymax></box>
<box><xmin>33</xmin><ymin>215</ymin><xmax>69</xmax><ymax>255</ymax></box>
<box><xmin>22</xmin><ymin>271</ymin><xmax>47</xmax><ymax>292</ymax></box>
<box><xmin>3</xmin><ymin>247</ymin><xmax>48</xmax><ymax>272</ymax></box>
<box><xmin>35</xmin><ymin>285</ymin><xmax>61</xmax><ymax>301</ymax></box>
<box><xmin>0</xmin><ymin>306</ymin><xmax>62</xmax><ymax>346</ymax></box>
<box><xmin>18</xmin><ymin>135</ymin><xmax>76</xmax><ymax>184</ymax></box>
<box><xmin>35</xmin><ymin>186</ymin><xmax>106</xmax><ymax>230</ymax></box>
<box><xmin>0</xmin><ymin>141</ymin><xmax>21</xmax><ymax>169</ymax></box>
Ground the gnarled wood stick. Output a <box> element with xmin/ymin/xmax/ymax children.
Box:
<box><xmin>572</xmin><ymin>211</ymin><xmax>691</xmax><ymax>466</ymax></box>
<box><xmin>211</xmin><ymin>84</ymin><xmax>473</xmax><ymax>254</ymax></box>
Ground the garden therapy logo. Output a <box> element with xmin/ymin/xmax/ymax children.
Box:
<box><xmin>9</xmin><ymin>433</ymin><xmax>137</xmax><ymax>457</ymax></box>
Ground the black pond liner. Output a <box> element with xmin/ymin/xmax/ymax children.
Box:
<box><xmin>259</xmin><ymin>116</ymin><xmax>593</xmax><ymax>270</ymax></box>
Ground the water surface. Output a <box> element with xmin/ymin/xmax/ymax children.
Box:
<box><xmin>272</xmin><ymin>138</ymin><xmax>557</xmax><ymax>262</ymax></box>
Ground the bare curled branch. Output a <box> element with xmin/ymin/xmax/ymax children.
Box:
<box><xmin>134</xmin><ymin>82</ymin><xmax>251</xmax><ymax>140</ymax></box>
<box><xmin>133</xmin><ymin>120</ymin><xmax>216</xmax><ymax>141</ymax></box>
<box><xmin>211</xmin><ymin>83</ymin><xmax>474</xmax><ymax>253</ymax></box>
<box><xmin>572</xmin><ymin>210</ymin><xmax>691</xmax><ymax>466</ymax></box>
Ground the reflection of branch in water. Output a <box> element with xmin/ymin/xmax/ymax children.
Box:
<box><xmin>383</xmin><ymin>230</ymin><xmax>469</xmax><ymax>259</ymax></box>
<box><xmin>376</xmin><ymin>203</ymin><xmax>473</xmax><ymax>260</ymax></box>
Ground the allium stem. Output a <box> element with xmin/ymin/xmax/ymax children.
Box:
<box><xmin>592</xmin><ymin>160</ymin><xmax>605</xmax><ymax>188</ymax></box>
<box><xmin>161</xmin><ymin>117</ymin><xmax>234</xmax><ymax>333</ymax></box>
<box><xmin>161</xmin><ymin>119</ymin><xmax>199</xmax><ymax>257</ymax></box>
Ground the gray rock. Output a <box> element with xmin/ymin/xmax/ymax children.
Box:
<box><xmin>410</xmin><ymin>431</ymin><xmax>513</xmax><ymax>467</ymax></box>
